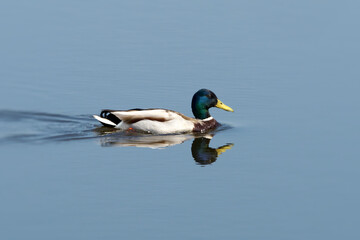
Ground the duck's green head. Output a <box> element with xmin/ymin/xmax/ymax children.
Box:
<box><xmin>191</xmin><ymin>89</ymin><xmax>234</xmax><ymax>119</ymax></box>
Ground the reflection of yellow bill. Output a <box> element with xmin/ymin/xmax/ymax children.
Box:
<box><xmin>216</xmin><ymin>143</ymin><xmax>234</xmax><ymax>156</ymax></box>
<box><xmin>215</xmin><ymin>99</ymin><xmax>234</xmax><ymax>112</ymax></box>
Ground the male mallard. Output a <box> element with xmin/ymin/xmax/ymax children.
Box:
<box><xmin>93</xmin><ymin>89</ymin><xmax>233</xmax><ymax>134</ymax></box>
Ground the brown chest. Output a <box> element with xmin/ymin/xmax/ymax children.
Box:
<box><xmin>193</xmin><ymin>119</ymin><xmax>220</xmax><ymax>133</ymax></box>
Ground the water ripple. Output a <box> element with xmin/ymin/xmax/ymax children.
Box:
<box><xmin>0</xmin><ymin>110</ymin><xmax>234</xmax><ymax>147</ymax></box>
<box><xmin>0</xmin><ymin>110</ymin><xmax>96</xmax><ymax>144</ymax></box>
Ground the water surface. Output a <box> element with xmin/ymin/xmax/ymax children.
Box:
<box><xmin>1</xmin><ymin>0</ymin><xmax>360</xmax><ymax>239</ymax></box>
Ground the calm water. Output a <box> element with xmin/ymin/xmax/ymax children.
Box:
<box><xmin>1</xmin><ymin>0</ymin><xmax>360</xmax><ymax>239</ymax></box>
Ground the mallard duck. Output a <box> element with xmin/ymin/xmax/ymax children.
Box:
<box><xmin>93</xmin><ymin>89</ymin><xmax>233</xmax><ymax>134</ymax></box>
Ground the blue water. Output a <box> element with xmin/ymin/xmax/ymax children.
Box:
<box><xmin>1</xmin><ymin>0</ymin><xmax>360</xmax><ymax>239</ymax></box>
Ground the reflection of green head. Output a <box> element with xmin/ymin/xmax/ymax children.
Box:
<box><xmin>191</xmin><ymin>89</ymin><xmax>234</xmax><ymax>120</ymax></box>
<box><xmin>191</xmin><ymin>137</ymin><xmax>217</xmax><ymax>165</ymax></box>
<box><xmin>191</xmin><ymin>137</ymin><xmax>234</xmax><ymax>165</ymax></box>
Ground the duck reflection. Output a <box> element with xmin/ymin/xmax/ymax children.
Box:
<box><xmin>191</xmin><ymin>137</ymin><xmax>234</xmax><ymax>165</ymax></box>
<box><xmin>99</xmin><ymin>132</ymin><xmax>195</xmax><ymax>148</ymax></box>
<box><xmin>94</xmin><ymin>127</ymin><xmax>233</xmax><ymax>165</ymax></box>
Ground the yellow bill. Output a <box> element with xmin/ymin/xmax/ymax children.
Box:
<box><xmin>215</xmin><ymin>99</ymin><xmax>234</xmax><ymax>112</ymax></box>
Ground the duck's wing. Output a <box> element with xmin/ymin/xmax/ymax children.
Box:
<box><xmin>111</xmin><ymin>109</ymin><xmax>175</xmax><ymax>124</ymax></box>
<box><xmin>93</xmin><ymin>109</ymin><xmax>182</xmax><ymax>127</ymax></box>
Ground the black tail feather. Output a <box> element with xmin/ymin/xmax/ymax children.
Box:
<box><xmin>100</xmin><ymin>110</ymin><xmax>122</xmax><ymax>126</ymax></box>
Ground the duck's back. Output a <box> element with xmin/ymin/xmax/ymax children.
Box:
<box><xmin>94</xmin><ymin>109</ymin><xmax>196</xmax><ymax>134</ymax></box>
<box><xmin>117</xmin><ymin>109</ymin><xmax>196</xmax><ymax>134</ymax></box>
